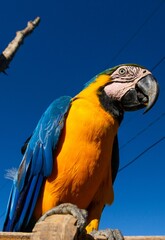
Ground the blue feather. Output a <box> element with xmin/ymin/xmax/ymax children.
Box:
<box><xmin>3</xmin><ymin>96</ymin><xmax>71</xmax><ymax>231</ymax></box>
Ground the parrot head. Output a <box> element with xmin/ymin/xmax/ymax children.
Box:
<box><xmin>82</xmin><ymin>64</ymin><xmax>159</xmax><ymax>122</ymax></box>
<box><xmin>103</xmin><ymin>64</ymin><xmax>159</xmax><ymax>113</ymax></box>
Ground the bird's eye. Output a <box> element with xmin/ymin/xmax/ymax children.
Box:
<box><xmin>119</xmin><ymin>68</ymin><xmax>126</xmax><ymax>75</ymax></box>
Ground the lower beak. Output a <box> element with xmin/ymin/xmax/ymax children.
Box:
<box><xmin>121</xmin><ymin>74</ymin><xmax>159</xmax><ymax>113</ymax></box>
<box><xmin>136</xmin><ymin>74</ymin><xmax>159</xmax><ymax>113</ymax></box>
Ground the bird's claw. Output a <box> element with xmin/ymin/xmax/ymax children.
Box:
<box><xmin>90</xmin><ymin>229</ymin><xmax>124</xmax><ymax>240</ymax></box>
<box><xmin>38</xmin><ymin>203</ymin><xmax>88</xmax><ymax>232</ymax></box>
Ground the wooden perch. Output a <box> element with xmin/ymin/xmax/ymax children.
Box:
<box><xmin>31</xmin><ymin>214</ymin><xmax>79</xmax><ymax>240</ymax></box>
<box><xmin>0</xmin><ymin>17</ymin><xmax>40</xmax><ymax>73</ymax></box>
<box><xmin>0</xmin><ymin>214</ymin><xmax>164</xmax><ymax>240</ymax></box>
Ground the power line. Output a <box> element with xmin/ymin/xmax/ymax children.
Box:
<box><xmin>121</xmin><ymin>56</ymin><xmax>164</xmax><ymax>129</ymax></box>
<box><xmin>111</xmin><ymin>0</ymin><xmax>165</xmax><ymax>63</ymax></box>
<box><xmin>120</xmin><ymin>112</ymin><xmax>165</xmax><ymax>150</ymax></box>
<box><xmin>118</xmin><ymin>56</ymin><xmax>164</xmax><ymax>170</ymax></box>
<box><xmin>119</xmin><ymin>136</ymin><xmax>165</xmax><ymax>172</ymax></box>
<box><xmin>151</xmin><ymin>56</ymin><xmax>165</xmax><ymax>72</ymax></box>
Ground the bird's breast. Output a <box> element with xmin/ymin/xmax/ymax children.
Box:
<box><xmin>42</xmin><ymin>98</ymin><xmax>118</xmax><ymax>212</ymax></box>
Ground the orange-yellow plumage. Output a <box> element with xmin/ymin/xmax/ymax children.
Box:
<box><xmin>3</xmin><ymin>64</ymin><xmax>159</xmax><ymax>234</ymax></box>
<box><xmin>34</xmin><ymin>74</ymin><xmax>119</xmax><ymax>231</ymax></box>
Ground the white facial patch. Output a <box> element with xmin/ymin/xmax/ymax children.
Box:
<box><xmin>104</xmin><ymin>66</ymin><xmax>151</xmax><ymax>100</ymax></box>
<box><xmin>104</xmin><ymin>81</ymin><xmax>138</xmax><ymax>101</ymax></box>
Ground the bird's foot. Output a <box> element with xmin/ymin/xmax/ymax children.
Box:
<box><xmin>90</xmin><ymin>229</ymin><xmax>124</xmax><ymax>240</ymax></box>
<box><xmin>38</xmin><ymin>203</ymin><xmax>88</xmax><ymax>232</ymax></box>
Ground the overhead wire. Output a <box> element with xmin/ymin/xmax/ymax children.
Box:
<box><xmin>120</xmin><ymin>54</ymin><xmax>164</xmax><ymax>147</ymax></box>
<box><xmin>119</xmin><ymin>136</ymin><xmax>165</xmax><ymax>172</ymax></box>
<box><xmin>120</xmin><ymin>112</ymin><xmax>165</xmax><ymax>150</ymax></box>
<box><xmin>119</xmin><ymin>55</ymin><xmax>164</xmax><ymax>170</ymax></box>
<box><xmin>111</xmin><ymin>5</ymin><xmax>165</xmax><ymax>169</ymax></box>
<box><xmin>151</xmin><ymin>56</ymin><xmax>165</xmax><ymax>72</ymax></box>
<box><xmin>0</xmin><ymin>0</ymin><xmax>164</xmax><ymax>221</ymax></box>
<box><xmin>111</xmin><ymin>0</ymin><xmax>165</xmax><ymax>63</ymax></box>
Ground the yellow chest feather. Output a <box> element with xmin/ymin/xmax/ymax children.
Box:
<box><xmin>40</xmin><ymin>98</ymin><xmax>118</xmax><ymax>213</ymax></box>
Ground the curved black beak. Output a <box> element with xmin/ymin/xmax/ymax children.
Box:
<box><xmin>121</xmin><ymin>74</ymin><xmax>159</xmax><ymax>113</ymax></box>
<box><xmin>137</xmin><ymin>74</ymin><xmax>159</xmax><ymax>113</ymax></box>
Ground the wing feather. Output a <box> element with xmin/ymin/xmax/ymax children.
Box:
<box><xmin>3</xmin><ymin>96</ymin><xmax>71</xmax><ymax>231</ymax></box>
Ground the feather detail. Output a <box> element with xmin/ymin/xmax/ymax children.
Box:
<box><xmin>4</xmin><ymin>168</ymin><xmax>18</xmax><ymax>181</ymax></box>
<box><xmin>3</xmin><ymin>96</ymin><xmax>71</xmax><ymax>231</ymax></box>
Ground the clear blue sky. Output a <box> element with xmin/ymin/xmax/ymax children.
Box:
<box><xmin>0</xmin><ymin>0</ymin><xmax>164</xmax><ymax>236</ymax></box>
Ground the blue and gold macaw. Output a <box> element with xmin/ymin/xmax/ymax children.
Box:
<box><xmin>3</xmin><ymin>64</ymin><xmax>159</xmax><ymax>239</ymax></box>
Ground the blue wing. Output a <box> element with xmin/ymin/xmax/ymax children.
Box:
<box><xmin>3</xmin><ymin>96</ymin><xmax>72</xmax><ymax>232</ymax></box>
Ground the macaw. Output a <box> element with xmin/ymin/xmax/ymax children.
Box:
<box><xmin>3</xmin><ymin>64</ymin><xmax>159</xmax><ymax>239</ymax></box>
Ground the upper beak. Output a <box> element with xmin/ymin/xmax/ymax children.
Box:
<box><xmin>136</xmin><ymin>74</ymin><xmax>159</xmax><ymax>113</ymax></box>
<box><xmin>121</xmin><ymin>74</ymin><xmax>159</xmax><ymax>113</ymax></box>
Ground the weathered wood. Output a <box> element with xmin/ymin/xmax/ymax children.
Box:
<box><xmin>0</xmin><ymin>214</ymin><xmax>164</xmax><ymax>240</ymax></box>
<box><xmin>31</xmin><ymin>214</ymin><xmax>78</xmax><ymax>240</ymax></box>
<box><xmin>0</xmin><ymin>231</ymin><xmax>31</xmax><ymax>239</ymax></box>
<box><xmin>124</xmin><ymin>238</ymin><xmax>165</xmax><ymax>240</ymax></box>
<box><xmin>0</xmin><ymin>232</ymin><xmax>164</xmax><ymax>240</ymax></box>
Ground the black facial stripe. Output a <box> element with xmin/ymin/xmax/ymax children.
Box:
<box><xmin>98</xmin><ymin>88</ymin><xmax>124</xmax><ymax>124</ymax></box>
